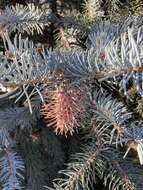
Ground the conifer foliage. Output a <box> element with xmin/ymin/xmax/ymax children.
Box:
<box><xmin>0</xmin><ymin>0</ymin><xmax>143</xmax><ymax>190</ymax></box>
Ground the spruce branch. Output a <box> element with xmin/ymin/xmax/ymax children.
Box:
<box><xmin>104</xmin><ymin>149</ymin><xmax>143</xmax><ymax>189</ymax></box>
<box><xmin>0</xmin><ymin>128</ymin><xmax>25</xmax><ymax>190</ymax></box>
<box><xmin>102</xmin><ymin>149</ymin><xmax>134</xmax><ymax>190</ymax></box>
<box><xmin>0</xmin><ymin>150</ymin><xmax>25</xmax><ymax>190</ymax></box>
<box><xmin>0</xmin><ymin>3</ymin><xmax>51</xmax><ymax>34</ymax></box>
<box><xmin>41</xmin><ymin>83</ymin><xmax>88</xmax><ymax>136</ymax></box>
<box><xmin>0</xmin><ymin>3</ymin><xmax>143</xmax><ymax>190</ymax></box>
<box><xmin>91</xmin><ymin>90</ymin><xmax>143</xmax><ymax>164</ymax></box>
<box><xmin>0</xmin><ymin>34</ymin><xmax>64</xmax><ymax>88</ymax></box>
<box><xmin>91</xmin><ymin>90</ymin><xmax>132</xmax><ymax>145</ymax></box>
<box><xmin>103</xmin><ymin>25</ymin><xmax>143</xmax><ymax>97</ymax></box>
<box><xmin>48</xmin><ymin>139</ymin><xmax>106</xmax><ymax>190</ymax></box>
<box><xmin>45</xmin><ymin>138</ymin><xmax>135</xmax><ymax>190</ymax></box>
<box><xmin>86</xmin><ymin>20</ymin><xmax>123</xmax><ymax>49</ymax></box>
